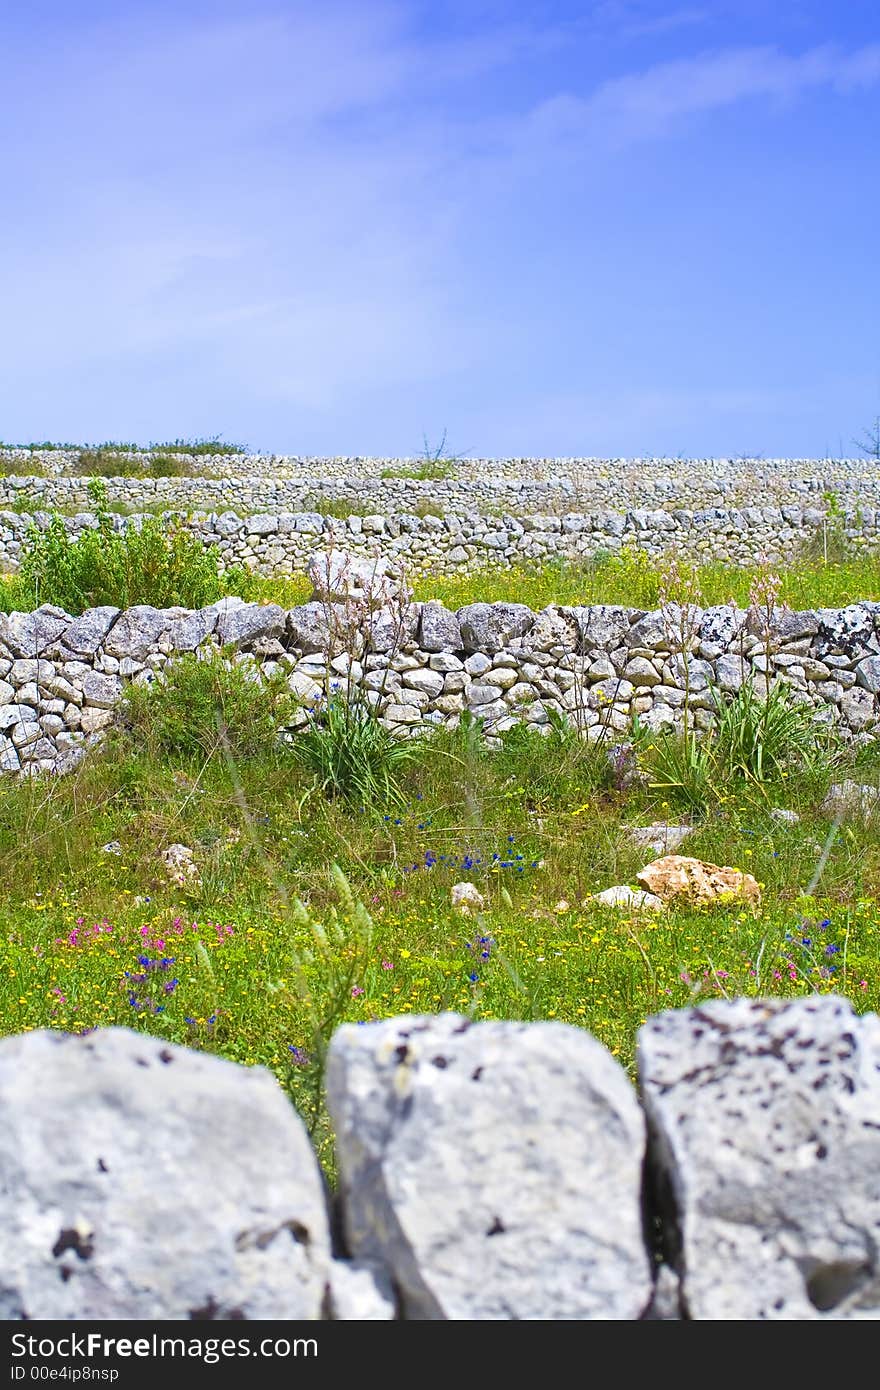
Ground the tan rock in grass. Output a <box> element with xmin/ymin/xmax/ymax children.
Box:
<box><xmin>450</xmin><ymin>882</ymin><xmax>485</xmax><ymax>916</ymax></box>
<box><xmin>637</xmin><ymin>855</ymin><xmax>760</xmax><ymax>908</ymax></box>
<box><xmin>161</xmin><ymin>842</ymin><xmax>202</xmax><ymax>890</ymax></box>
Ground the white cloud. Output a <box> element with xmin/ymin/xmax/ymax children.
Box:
<box><xmin>516</xmin><ymin>42</ymin><xmax>880</xmax><ymax>153</ymax></box>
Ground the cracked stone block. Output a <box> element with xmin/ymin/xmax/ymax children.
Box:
<box><xmin>638</xmin><ymin>996</ymin><xmax>880</xmax><ymax>1319</ymax></box>
<box><xmin>0</xmin><ymin>1028</ymin><xmax>331</xmax><ymax>1319</ymax></box>
<box><xmin>327</xmin><ymin>1013</ymin><xmax>651</xmax><ymax>1319</ymax></box>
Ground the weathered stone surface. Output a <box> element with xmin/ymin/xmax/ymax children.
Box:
<box><xmin>162</xmin><ymin>608</ymin><xmax>216</xmax><ymax>652</ymax></box>
<box><xmin>402</xmin><ymin>668</ymin><xmax>444</xmax><ymax>699</ymax></box>
<box><xmin>0</xmin><ymin>1028</ymin><xmax>331</xmax><ymax>1319</ymax></box>
<box><xmin>637</xmin><ymin>855</ymin><xmax>761</xmax><ymax>907</ymax></box>
<box><xmin>287</xmin><ymin>602</ymin><xmax>350</xmax><ymax>657</ymax></box>
<box><xmin>572</xmin><ymin>605</ymin><xmax>632</xmax><ymax>651</ymax></box>
<box><xmin>308</xmin><ymin>549</ymin><xmax>411</xmax><ymax>606</ymax></box>
<box><xmin>815</xmin><ymin>605</ymin><xmax>877</xmax><ymax>658</ymax></box>
<box><xmin>714</xmin><ymin>653</ymin><xmax>748</xmax><ymax>692</ymax></box>
<box><xmin>624</xmin><ymin>656</ymin><xmax>661</xmax><ymax>686</ymax></box>
<box><xmin>419</xmin><ymin>601</ymin><xmax>462</xmax><ymax>652</ymax></box>
<box><xmin>327</xmin><ymin>1014</ymin><xmax>652</xmax><ymax>1319</ymax></box>
<box><xmin>104</xmin><ymin>606</ymin><xmax>165</xmax><ymax>660</ymax></box>
<box><xmin>0</xmin><ymin>704</ymin><xmax>37</xmax><ymax>732</ymax></box>
<box><xmin>62</xmin><ymin>607</ymin><xmax>120</xmax><ymax>656</ymax></box>
<box><xmin>216</xmin><ymin>602</ymin><xmax>285</xmax><ymax>649</ymax></box>
<box><xmin>80</xmin><ymin>671</ymin><xmax>123</xmax><ymax>709</ymax></box>
<box><xmin>820</xmin><ymin>780</ymin><xmax>880</xmax><ymax>819</ymax></box>
<box><xmin>855</xmin><ymin>655</ymin><xmax>880</xmax><ymax>694</ymax></box>
<box><xmin>456</xmin><ymin>602</ymin><xmax>535</xmax><ymax>653</ymax></box>
<box><xmin>638</xmin><ymin>997</ymin><xmax>880</xmax><ymax>1320</ymax></box>
<box><xmin>626</xmin><ymin>823</ymin><xmax>692</xmax><ymax>857</ymax></box>
<box><xmin>160</xmin><ymin>843</ymin><xmax>202</xmax><ymax>888</ymax></box>
<box><xmin>0</xmin><ymin>608</ymin><xmax>71</xmax><ymax>658</ymax></box>
<box><xmin>450</xmin><ymin>882</ymin><xmax>485</xmax><ymax>915</ymax></box>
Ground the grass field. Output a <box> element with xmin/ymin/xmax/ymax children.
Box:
<box><xmin>1</xmin><ymin>675</ymin><xmax>878</xmax><ymax>1173</ymax></box>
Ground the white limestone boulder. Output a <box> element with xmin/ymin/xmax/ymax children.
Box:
<box><xmin>638</xmin><ymin>996</ymin><xmax>880</xmax><ymax>1319</ymax></box>
<box><xmin>0</xmin><ymin>1028</ymin><xmax>332</xmax><ymax>1319</ymax></box>
<box><xmin>327</xmin><ymin>1013</ymin><xmax>651</xmax><ymax>1319</ymax></box>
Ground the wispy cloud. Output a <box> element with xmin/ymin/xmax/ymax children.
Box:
<box><xmin>514</xmin><ymin>42</ymin><xmax>880</xmax><ymax>154</ymax></box>
<box><xmin>0</xmin><ymin>3</ymin><xmax>877</xmax><ymax>450</ymax></box>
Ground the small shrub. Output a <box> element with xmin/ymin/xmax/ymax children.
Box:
<box><xmin>72</xmin><ymin>449</ymin><xmax>196</xmax><ymax>479</ymax></box>
<box><xmin>0</xmin><ymin>457</ymin><xmax>47</xmax><ymax>478</ymax></box>
<box><xmin>644</xmin><ymin>731</ymin><xmax>718</xmax><ymax>817</ymax></box>
<box><xmin>16</xmin><ymin>482</ymin><xmax>238</xmax><ymax>613</ymax></box>
<box><xmin>148</xmin><ymin>436</ymin><xmax>248</xmax><ymax>456</ymax></box>
<box><xmin>123</xmin><ymin>648</ymin><xmax>298</xmax><ymax>761</ymax></box>
<box><xmin>713</xmin><ymin>680</ymin><xmax>840</xmax><ymax>786</ymax></box>
<box><xmin>291</xmin><ymin>692</ymin><xmax>419</xmax><ymax>808</ymax></box>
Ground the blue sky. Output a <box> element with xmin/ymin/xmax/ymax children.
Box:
<box><xmin>1</xmin><ymin>0</ymin><xmax>878</xmax><ymax>456</ymax></box>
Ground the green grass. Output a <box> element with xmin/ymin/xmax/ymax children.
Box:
<box><xmin>72</xmin><ymin>449</ymin><xmax>201</xmax><ymax>479</ymax></box>
<box><xmin>1</xmin><ymin>671</ymin><xmax>878</xmax><ymax>1175</ymax></box>
<box><xmin>0</xmin><ymin>458</ymin><xmax>47</xmax><ymax>478</ymax></box>
<box><xmin>241</xmin><ymin>549</ymin><xmax>880</xmax><ymax>613</ymax></box>
<box><xmin>380</xmin><ymin>459</ymin><xmax>456</xmax><ymax>481</ymax></box>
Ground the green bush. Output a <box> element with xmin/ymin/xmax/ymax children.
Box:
<box><xmin>644</xmin><ymin>681</ymin><xmax>841</xmax><ymax>815</ymax></box>
<box><xmin>713</xmin><ymin>680</ymin><xmax>840</xmax><ymax>786</ymax></box>
<box><xmin>123</xmin><ymin>647</ymin><xmax>299</xmax><ymax>761</ymax></box>
<box><xmin>148</xmin><ymin>436</ymin><xmax>248</xmax><ymax>456</ymax></box>
<box><xmin>14</xmin><ymin>482</ymin><xmax>239</xmax><ymax>613</ymax></box>
<box><xmin>0</xmin><ymin>457</ymin><xmax>47</xmax><ymax>478</ymax></box>
<box><xmin>72</xmin><ymin>449</ymin><xmax>196</xmax><ymax>479</ymax></box>
<box><xmin>291</xmin><ymin>691</ymin><xmax>419</xmax><ymax>808</ymax></box>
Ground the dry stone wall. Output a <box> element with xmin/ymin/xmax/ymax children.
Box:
<box><xmin>1</xmin><ymin>588</ymin><xmax>879</xmax><ymax>776</ymax></box>
<box><xmin>3</xmin><ymin>449</ymin><xmax>880</xmax><ymax>579</ymax></box>
<box><xmin>2</xmin><ymin>996</ymin><xmax>879</xmax><ymax>1319</ymax></box>
<box><xmin>1</xmin><ymin>501</ymin><xmax>879</xmax><ymax>579</ymax></box>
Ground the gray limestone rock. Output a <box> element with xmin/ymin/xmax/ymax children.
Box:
<box><xmin>104</xmin><ymin>606</ymin><xmax>166</xmax><ymax>661</ymax></box>
<box><xmin>287</xmin><ymin>602</ymin><xmax>350</xmax><ymax>657</ymax></box>
<box><xmin>0</xmin><ymin>1028</ymin><xmax>331</xmax><ymax>1320</ymax></box>
<box><xmin>456</xmin><ymin>602</ymin><xmax>535</xmax><ymax>653</ymax></box>
<box><xmin>216</xmin><ymin>602</ymin><xmax>286</xmax><ymax>649</ymax></box>
<box><xmin>80</xmin><ymin>671</ymin><xmax>123</xmax><ymax>709</ymax></box>
<box><xmin>855</xmin><ymin>655</ymin><xmax>880</xmax><ymax>694</ymax></box>
<box><xmin>820</xmin><ymin>779</ymin><xmax>880</xmax><ymax>819</ymax></box>
<box><xmin>61</xmin><ymin>607</ymin><xmax>120</xmax><ymax>656</ymax></box>
<box><xmin>638</xmin><ymin>997</ymin><xmax>880</xmax><ymax>1320</ymax></box>
<box><xmin>419</xmin><ymin>601</ymin><xmax>463</xmax><ymax>653</ymax></box>
<box><xmin>327</xmin><ymin>1013</ymin><xmax>651</xmax><ymax>1320</ymax></box>
<box><xmin>0</xmin><ymin>607</ymin><xmax>71</xmax><ymax>658</ymax></box>
<box><xmin>571</xmin><ymin>605</ymin><xmax>633</xmax><ymax>652</ymax></box>
<box><xmin>162</xmin><ymin>608</ymin><xmax>217</xmax><ymax>652</ymax></box>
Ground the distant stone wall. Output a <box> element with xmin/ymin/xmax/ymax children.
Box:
<box><xmin>1</xmin><ymin>501</ymin><xmax>878</xmax><ymax>579</ymax></box>
<box><xmin>1</xmin><ymin>589</ymin><xmax>878</xmax><ymax>776</ymax></box>
<box><xmin>3</xmin><ymin>449</ymin><xmax>880</xmax><ymax>515</ymax></box>
<box><xmin>2</xmin><ymin>996</ymin><xmax>879</xmax><ymax>1318</ymax></box>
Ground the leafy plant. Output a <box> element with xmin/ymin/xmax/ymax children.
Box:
<box><xmin>713</xmin><ymin>680</ymin><xmax>840</xmax><ymax>786</ymax></box>
<box><xmin>290</xmin><ymin>691</ymin><xmax>419</xmax><ymax>808</ymax></box>
<box><xmin>123</xmin><ymin>647</ymin><xmax>299</xmax><ymax>762</ymax></box>
<box><xmin>15</xmin><ymin>480</ymin><xmax>240</xmax><ymax>613</ymax></box>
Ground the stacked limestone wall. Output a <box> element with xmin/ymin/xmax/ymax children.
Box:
<box><xmin>2</xmin><ymin>997</ymin><xmax>879</xmax><ymax>1319</ymax></box>
<box><xmin>1</xmin><ymin>502</ymin><xmax>878</xmax><ymax>578</ymax></box>
<box><xmin>1</xmin><ymin>592</ymin><xmax>878</xmax><ymax>776</ymax></box>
